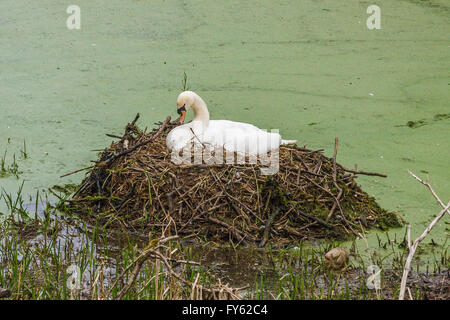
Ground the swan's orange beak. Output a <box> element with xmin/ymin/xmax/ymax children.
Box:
<box><xmin>177</xmin><ymin>104</ymin><xmax>186</xmax><ymax>124</ymax></box>
<box><xmin>179</xmin><ymin>110</ymin><xmax>186</xmax><ymax>124</ymax></box>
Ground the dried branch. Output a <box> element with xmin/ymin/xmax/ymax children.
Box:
<box><xmin>109</xmin><ymin>234</ymin><xmax>243</xmax><ymax>300</ymax></box>
<box><xmin>101</xmin><ymin>116</ymin><xmax>171</xmax><ymax>167</ymax></box>
<box><xmin>408</xmin><ymin>170</ymin><xmax>450</xmax><ymax>215</ymax></box>
<box><xmin>60</xmin><ymin>165</ymin><xmax>94</xmax><ymax>178</ymax></box>
<box><xmin>338</xmin><ymin>166</ymin><xmax>387</xmax><ymax>178</ymax></box>
<box><xmin>327</xmin><ymin>137</ymin><xmax>343</xmax><ymax>220</ymax></box>
<box><xmin>399</xmin><ymin>170</ymin><xmax>450</xmax><ymax>300</ymax></box>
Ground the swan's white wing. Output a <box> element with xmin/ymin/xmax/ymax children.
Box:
<box><xmin>167</xmin><ymin>119</ymin><xmax>292</xmax><ymax>156</ymax></box>
<box><xmin>205</xmin><ymin>120</ymin><xmax>281</xmax><ymax>155</ymax></box>
<box><xmin>166</xmin><ymin>126</ymin><xmax>193</xmax><ymax>151</ymax></box>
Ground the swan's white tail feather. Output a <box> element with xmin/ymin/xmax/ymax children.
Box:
<box><xmin>281</xmin><ymin>139</ymin><xmax>297</xmax><ymax>145</ymax></box>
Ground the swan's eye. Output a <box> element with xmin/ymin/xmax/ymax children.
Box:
<box><xmin>177</xmin><ymin>104</ymin><xmax>186</xmax><ymax>115</ymax></box>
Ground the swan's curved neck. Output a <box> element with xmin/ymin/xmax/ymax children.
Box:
<box><xmin>192</xmin><ymin>94</ymin><xmax>209</xmax><ymax>128</ymax></box>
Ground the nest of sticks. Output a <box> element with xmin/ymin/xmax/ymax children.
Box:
<box><xmin>67</xmin><ymin>114</ymin><xmax>401</xmax><ymax>246</ymax></box>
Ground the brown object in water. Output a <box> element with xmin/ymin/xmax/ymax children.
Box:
<box><xmin>0</xmin><ymin>288</ymin><xmax>11</xmax><ymax>299</ymax></box>
<box><xmin>324</xmin><ymin>247</ymin><xmax>350</xmax><ymax>270</ymax></box>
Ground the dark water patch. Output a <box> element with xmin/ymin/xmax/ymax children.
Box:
<box><xmin>397</xmin><ymin>113</ymin><xmax>450</xmax><ymax>129</ymax></box>
<box><xmin>403</xmin><ymin>0</ymin><xmax>450</xmax><ymax>13</ymax></box>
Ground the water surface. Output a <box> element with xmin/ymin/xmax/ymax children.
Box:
<box><xmin>1</xmin><ymin>1</ymin><xmax>449</xmax><ymax>253</ymax></box>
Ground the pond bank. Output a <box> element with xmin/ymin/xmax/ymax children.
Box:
<box><xmin>0</xmin><ymin>189</ymin><xmax>447</xmax><ymax>300</ymax></box>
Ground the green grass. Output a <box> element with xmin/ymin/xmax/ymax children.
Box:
<box><xmin>182</xmin><ymin>71</ymin><xmax>190</xmax><ymax>91</ymax></box>
<box><xmin>0</xmin><ymin>185</ymin><xmax>448</xmax><ymax>300</ymax></box>
<box><xmin>0</xmin><ymin>149</ymin><xmax>22</xmax><ymax>179</ymax></box>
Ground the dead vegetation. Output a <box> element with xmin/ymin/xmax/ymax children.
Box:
<box><xmin>66</xmin><ymin>114</ymin><xmax>401</xmax><ymax>246</ymax></box>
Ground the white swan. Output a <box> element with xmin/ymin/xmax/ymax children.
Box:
<box><xmin>166</xmin><ymin>91</ymin><xmax>296</xmax><ymax>155</ymax></box>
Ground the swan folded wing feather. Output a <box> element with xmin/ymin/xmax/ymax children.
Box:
<box><xmin>205</xmin><ymin>120</ymin><xmax>281</xmax><ymax>155</ymax></box>
<box><xmin>166</xmin><ymin>125</ymin><xmax>194</xmax><ymax>151</ymax></box>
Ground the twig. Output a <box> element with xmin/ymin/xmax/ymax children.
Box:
<box><xmin>115</xmin><ymin>251</ymin><xmax>149</xmax><ymax>300</ymax></box>
<box><xmin>337</xmin><ymin>165</ymin><xmax>387</xmax><ymax>178</ymax></box>
<box><xmin>407</xmin><ymin>170</ymin><xmax>450</xmax><ymax>216</ymax></box>
<box><xmin>106</xmin><ymin>134</ymin><xmax>123</xmax><ymax>139</ymax></box>
<box><xmin>208</xmin><ymin>216</ymin><xmax>251</xmax><ymax>244</ymax></box>
<box><xmin>130</xmin><ymin>113</ymin><xmax>140</xmax><ymax>126</ymax></box>
<box><xmin>101</xmin><ymin>116</ymin><xmax>171</xmax><ymax>167</ymax></box>
<box><xmin>259</xmin><ymin>207</ymin><xmax>279</xmax><ymax>248</ymax></box>
<box><xmin>110</xmin><ymin>234</ymin><xmax>241</xmax><ymax>300</ymax></box>
<box><xmin>113</xmin><ymin>185</ymin><xmax>136</xmax><ymax>211</ymax></box>
<box><xmin>399</xmin><ymin>202</ymin><xmax>450</xmax><ymax>300</ymax></box>
<box><xmin>60</xmin><ymin>165</ymin><xmax>94</xmax><ymax>178</ymax></box>
<box><xmin>297</xmin><ymin>209</ymin><xmax>332</xmax><ymax>229</ymax></box>
<box><xmin>399</xmin><ymin>172</ymin><xmax>450</xmax><ymax>300</ymax></box>
<box><xmin>64</xmin><ymin>114</ymin><xmax>144</xmax><ymax>179</ymax></box>
<box><xmin>110</xmin><ymin>235</ymin><xmax>178</xmax><ymax>299</ymax></box>
<box><xmin>327</xmin><ymin>137</ymin><xmax>343</xmax><ymax>220</ymax></box>
<box><xmin>189</xmin><ymin>128</ymin><xmax>206</xmax><ymax>148</ymax></box>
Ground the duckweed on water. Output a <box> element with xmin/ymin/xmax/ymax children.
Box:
<box><xmin>1</xmin><ymin>116</ymin><xmax>446</xmax><ymax>300</ymax></box>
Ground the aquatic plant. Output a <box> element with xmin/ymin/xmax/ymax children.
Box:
<box><xmin>0</xmin><ymin>150</ymin><xmax>22</xmax><ymax>178</ymax></box>
<box><xmin>20</xmin><ymin>139</ymin><xmax>28</xmax><ymax>159</ymax></box>
<box><xmin>182</xmin><ymin>71</ymin><xmax>190</xmax><ymax>91</ymax></box>
<box><xmin>0</xmin><ymin>187</ymin><xmax>447</xmax><ymax>300</ymax></box>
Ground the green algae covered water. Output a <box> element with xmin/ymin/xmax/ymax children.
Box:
<box><xmin>0</xmin><ymin>1</ymin><xmax>449</xmax><ymax>258</ymax></box>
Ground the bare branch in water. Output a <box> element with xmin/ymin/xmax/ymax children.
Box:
<box><xmin>399</xmin><ymin>170</ymin><xmax>449</xmax><ymax>300</ymax></box>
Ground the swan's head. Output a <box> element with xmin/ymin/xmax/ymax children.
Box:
<box><xmin>176</xmin><ymin>91</ymin><xmax>196</xmax><ymax>124</ymax></box>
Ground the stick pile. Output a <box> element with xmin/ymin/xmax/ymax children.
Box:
<box><xmin>69</xmin><ymin>114</ymin><xmax>400</xmax><ymax>245</ymax></box>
